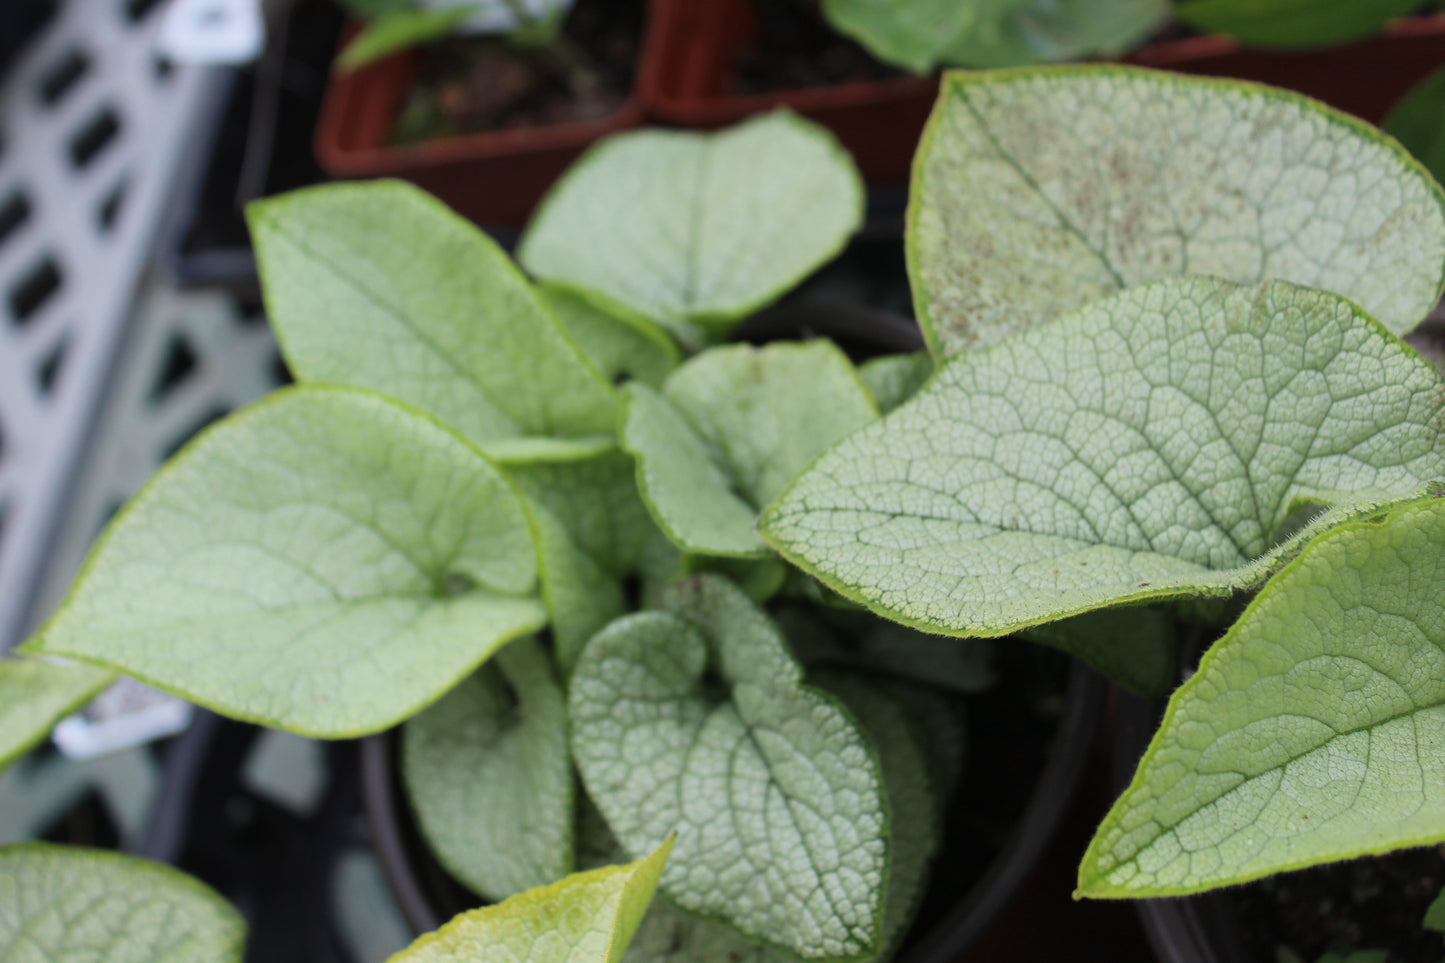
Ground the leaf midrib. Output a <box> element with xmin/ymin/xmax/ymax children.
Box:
<box><xmin>957</xmin><ymin>91</ymin><xmax>1126</xmax><ymax>289</ymax></box>
<box><xmin>1108</xmin><ymin>686</ymin><xmax>1445</xmax><ymax>876</ymax></box>
<box><xmin>268</xmin><ymin>218</ymin><xmax>526</xmax><ymax>438</ymax></box>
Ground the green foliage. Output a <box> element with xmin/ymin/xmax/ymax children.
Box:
<box><xmin>402</xmin><ymin>637</ymin><xmax>573</xmax><ymax>901</ymax></box>
<box><xmin>21</xmin><ymin>62</ymin><xmax>1445</xmax><ymax>954</ymax></box>
<box><xmin>569</xmin><ymin>575</ymin><xmax>889</xmax><ymax>959</ymax></box>
<box><xmin>386</xmin><ymin>838</ymin><xmax>673</xmax><ymax>963</ymax></box>
<box><xmin>0</xmin><ymin>658</ymin><xmax>112</xmax><ymax>771</ymax></box>
<box><xmin>249</xmin><ymin>180</ymin><xmax>619</xmax><ymax>462</ymax></box>
<box><xmin>1386</xmin><ymin>66</ymin><xmax>1445</xmax><ymax>188</ymax></box>
<box><xmin>519</xmin><ymin>113</ymin><xmax>865</xmax><ymax>340</ymax></box>
<box><xmin>1175</xmin><ymin>0</ymin><xmax>1418</xmax><ymax>50</ymax></box>
<box><xmin>336</xmin><ymin>6</ymin><xmax>477</xmax><ymax>71</ymax></box>
<box><xmin>624</xmin><ymin>341</ymin><xmax>878</xmax><ymax>560</ymax></box>
<box><xmin>764</xmin><ymin>277</ymin><xmax>1445</xmax><ymax>638</ymax></box>
<box><xmin>26</xmin><ymin>387</ymin><xmax>547</xmax><ymax>737</ymax></box>
<box><xmin>1081</xmin><ymin>499</ymin><xmax>1445</xmax><ymax>896</ymax></box>
<box><xmin>821</xmin><ymin>0</ymin><xmax>1166</xmax><ymax>73</ymax></box>
<box><xmin>909</xmin><ymin>67</ymin><xmax>1445</xmax><ymax>356</ymax></box>
<box><xmin>0</xmin><ymin>843</ymin><xmax>247</xmax><ymax>962</ymax></box>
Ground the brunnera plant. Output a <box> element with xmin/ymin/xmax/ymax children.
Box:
<box><xmin>762</xmin><ymin>65</ymin><xmax>1445</xmax><ymax>900</ymax></box>
<box><xmin>0</xmin><ymin>110</ymin><xmax>956</xmax><ymax>963</ymax></box>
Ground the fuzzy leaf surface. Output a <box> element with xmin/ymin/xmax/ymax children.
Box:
<box><xmin>0</xmin><ymin>659</ymin><xmax>112</xmax><ymax>770</ymax></box>
<box><xmin>625</xmin><ymin>341</ymin><xmax>877</xmax><ymax>558</ymax></box>
<box><xmin>27</xmin><ymin>387</ymin><xmax>546</xmax><ymax>737</ymax></box>
<box><xmin>519</xmin><ymin>114</ymin><xmax>864</xmax><ymax>333</ymax></box>
<box><xmin>249</xmin><ymin>181</ymin><xmax>618</xmax><ymax>459</ymax></box>
<box><xmin>570</xmin><ymin>575</ymin><xmax>888</xmax><ymax>960</ymax></box>
<box><xmin>910</xmin><ymin>66</ymin><xmax>1445</xmax><ymax>355</ymax></box>
<box><xmin>1176</xmin><ymin>0</ymin><xmax>1418</xmax><ymax>49</ymax></box>
<box><xmin>403</xmin><ymin>637</ymin><xmax>572</xmax><ymax>902</ymax></box>
<box><xmin>0</xmin><ymin>843</ymin><xmax>246</xmax><ymax>962</ymax></box>
<box><xmin>1079</xmin><ymin>499</ymin><xmax>1445</xmax><ymax>897</ymax></box>
<box><xmin>387</xmin><ymin>838</ymin><xmax>672</xmax><ymax>963</ymax></box>
<box><xmin>763</xmin><ymin>278</ymin><xmax>1445</xmax><ymax>638</ymax></box>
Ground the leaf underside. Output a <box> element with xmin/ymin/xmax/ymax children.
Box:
<box><xmin>762</xmin><ymin>277</ymin><xmax>1445</xmax><ymax>639</ymax></box>
<box><xmin>27</xmin><ymin>387</ymin><xmax>546</xmax><ymax>737</ymax></box>
<box><xmin>1080</xmin><ymin>498</ymin><xmax>1445</xmax><ymax>897</ymax></box>
<box><xmin>909</xmin><ymin>66</ymin><xmax>1445</xmax><ymax>356</ymax></box>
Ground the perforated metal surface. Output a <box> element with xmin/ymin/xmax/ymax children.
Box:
<box><xmin>0</xmin><ymin>0</ymin><xmax>229</xmax><ymax>647</ymax></box>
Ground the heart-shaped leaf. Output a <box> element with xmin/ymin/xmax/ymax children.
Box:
<box><xmin>762</xmin><ymin>278</ymin><xmax>1445</xmax><ymax>638</ymax></box>
<box><xmin>1079</xmin><ymin>498</ymin><xmax>1445</xmax><ymax>897</ymax></box>
<box><xmin>519</xmin><ymin>114</ymin><xmax>864</xmax><ymax>336</ymax></box>
<box><xmin>388</xmin><ymin>837</ymin><xmax>673</xmax><ymax>963</ymax></box>
<box><xmin>0</xmin><ymin>843</ymin><xmax>246</xmax><ymax>962</ymax></box>
<box><xmin>624</xmin><ymin>341</ymin><xmax>878</xmax><ymax>558</ymax></box>
<box><xmin>403</xmin><ymin>637</ymin><xmax>572</xmax><ymax>902</ymax></box>
<box><xmin>0</xmin><ymin>658</ymin><xmax>112</xmax><ymax>770</ymax></box>
<box><xmin>26</xmin><ymin>386</ymin><xmax>546</xmax><ymax>737</ymax></box>
<box><xmin>910</xmin><ymin>66</ymin><xmax>1445</xmax><ymax>355</ymax></box>
<box><xmin>570</xmin><ymin>575</ymin><xmax>889</xmax><ymax>960</ymax></box>
<box><xmin>248</xmin><ymin>181</ymin><xmax>618</xmax><ymax>460</ymax></box>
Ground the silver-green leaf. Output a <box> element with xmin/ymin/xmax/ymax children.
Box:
<box><xmin>388</xmin><ymin>838</ymin><xmax>673</xmax><ymax>963</ymax></box>
<box><xmin>910</xmin><ymin>66</ymin><xmax>1445</xmax><ymax>355</ymax></box>
<box><xmin>0</xmin><ymin>843</ymin><xmax>246</xmax><ymax>962</ymax></box>
<box><xmin>403</xmin><ymin>637</ymin><xmax>573</xmax><ymax>902</ymax></box>
<box><xmin>26</xmin><ymin>387</ymin><xmax>546</xmax><ymax>737</ymax></box>
<box><xmin>624</xmin><ymin>341</ymin><xmax>878</xmax><ymax>559</ymax></box>
<box><xmin>509</xmin><ymin>450</ymin><xmax>680</xmax><ymax>671</ymax></box>
<box><xmin>762</xmin><ymin>278</ymin><xmax>1445</xmax><ymax>638</ymax></box>
<box><xmin>249</xmin><ymin>180</ymin><xmax>619</xmax><ymax>460</ymax></box>
<box><xmin>0</xmin><ymin>659</ymin><xmax>112</xmax><ymax>770</ymax></box>
<box><xmin>569</xmin><ymin>575</ymin><xmax>889</xmax><ymax>960</ymax></box>
<box><xmin>519</xmin><ymin>114</ymin><xmax>865</xmax><ymax>335</ymax></box>
<box><xmin>537</xmin><ymin>283</ymin><xmax>679</xmax><ymax>390</ymax></box>
<box><xmin>1079</xmin><ymin>498</ymin><xmax>1445</xmax><ymax>897</ymax></box>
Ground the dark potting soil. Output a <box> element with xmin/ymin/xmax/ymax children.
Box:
<box><xmin>1236</xmin><ymin>844</ymin><xmax>1445</xmax><ymax>963</ymax></box>
<box><xmin>389</xmin><ymin>0</ymin><xmax>642</xmax><ymax>144</ymax></box>
<box><xmin>729</xmin><ymin>0</ymin><xmax>904</xmax><ymax>94</ymax></box>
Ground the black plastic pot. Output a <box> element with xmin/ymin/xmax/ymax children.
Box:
<box><xmin>136</xmin><ymin>712</ymin><xmax>369</xmax><ymax>963</ymax></box>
